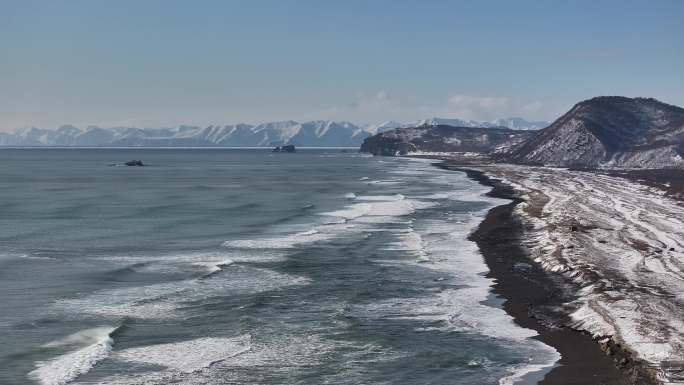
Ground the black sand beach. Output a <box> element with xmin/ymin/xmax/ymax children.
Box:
<box><xmin>438</xmin><ymin>162</ymin><xmax>659</xmax><ymax>385</ymax></box>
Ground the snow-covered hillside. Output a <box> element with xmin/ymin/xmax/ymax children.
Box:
<box><xmin>510</xmin><ymin>97</ymin><xmax>684</xmax><ymax>168</ymax></box>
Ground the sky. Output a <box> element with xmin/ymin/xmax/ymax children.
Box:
<box><xmin>1</xmin><ymin>0</ymin><xmax>682</xmax><ymax>131</ymax></box>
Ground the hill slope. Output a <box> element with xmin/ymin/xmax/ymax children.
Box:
<box><xmin>359</xmin><ymin>125</ymin><xmax>537</xmax><ymax>156</ymax></box>
<box><xmin>363</xmin><ymin>117</ymin><xmax>548</xmax><ymax>134</ymax></box>
<box><xmin>509</xmin><ymin>97</ymin><xmax>684</xmax><ymax>168</ymax></box>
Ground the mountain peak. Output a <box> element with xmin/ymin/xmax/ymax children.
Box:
<box><xmin>511</xmin><ymin>96</ymin><xmax>684</xmax><ymax>168</ymax></box>
<box><xmin>574</xmin><ymin>96</ymin><xmax>683</xmax><ymax>113</ymax></box>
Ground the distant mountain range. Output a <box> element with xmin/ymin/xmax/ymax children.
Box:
<box><xmin>0</xmin><ymin>117</ymin><xmax>549</xmax><ymax>147</ymax></box>
<box><xmin>7</xmin><ymin>97</ymin><xmax>682</xmax><ymax>169</ymax></box>
<box><xmin>361</xmin><ymin>96</ymin><xmax>684</xmax><ymax>169</ymax></box>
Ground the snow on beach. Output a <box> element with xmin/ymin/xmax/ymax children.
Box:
<box><xmin>475</xmin><ymin>164</ymin><xmax>684</xmax><ymax>384</ymax></box>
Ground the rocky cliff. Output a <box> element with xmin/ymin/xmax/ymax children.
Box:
<box><xmin>359</xmin><ymin>125</ymin><xmax>536</xmax><ymax>156</ymax></box>
<box><xmin>361</xmin><ymin>97</ymin><xmax>684</xmax><ymax>169</ymax></box>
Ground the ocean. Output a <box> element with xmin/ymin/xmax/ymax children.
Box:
<box><xmin>0</xmin><ymin>149</ymin><xmax>558</xmax><ymax>385</ymax></box>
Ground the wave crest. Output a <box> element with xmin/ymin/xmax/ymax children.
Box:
<box><xmin>29</xmin><ymin>325</ymin><xmax>120</xmax><ymax>385</ymax></box>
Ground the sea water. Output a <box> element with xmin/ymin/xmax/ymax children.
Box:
<box><xmin>0</xmin><ymin>149</ymin><xmax>558</xmax><ymax>385</ymax></box>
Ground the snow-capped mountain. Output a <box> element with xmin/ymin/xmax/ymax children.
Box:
<box><xmin>0</xmin><ymin>117</ymin><xmax>547</xmax><ymax>147</ymax></box>
<box><xmin>0</xmin><ymin>121</ymin><xmax>369</xmax><ymax>147</ymax></box>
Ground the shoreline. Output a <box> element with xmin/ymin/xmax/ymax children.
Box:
<box><xmin>439</xmin><ymin>163</ymin><xmax>641</xmax><ymax>385</ymax></box>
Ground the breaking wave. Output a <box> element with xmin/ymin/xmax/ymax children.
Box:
<box><xmin>29</xmin><ymin>325</ymin><xmax>121</xmax><ymax>385</ymax></box>
<box><xmin>116</xmin><ymin>334</ymin><xmax>252</xmax><ymax>374</ymax></box>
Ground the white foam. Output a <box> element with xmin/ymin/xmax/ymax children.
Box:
<box><xmin>55</xmin><ymin>282</ymin><xmax>183</xmax><ymax>319</ymax></box>
<box><xmin>20</xmin><ymin>254</ymin><xmax>58</xmax><ymax>261</ymax></box>
<box><xmin>320</xmin><ymin>196</ymin><xmax>434</xmax><ymax>223</ymax></box>
<box><xmin>29</xmin><ymin>326</ymin><xmax>118</xmax><ymax>385</ymax></box>
<box><xmin>367</xmin><ymin>199</ymin><xmax>435</xmax><ymax>217</ymax></box>
<box><xmin>295</xmin><ymin>228</ymin><xmax>319</xmax><ymax>236</ymax></box>
<box><xmin>99</xmin><ymin>250</ymin><xmax>284</xmax><ymax>275</ymax></box>
<box><xmin>0</xmin><ymin>253</ymin><xmax>57</xmax><ymax>261</ymax></box>
<box><xmin>384</xmin><ymin>229</ymin><xmax>429</xmax><ymax>261</ymax></box>
<box><xmin>222</xmin><ymin>229</ymin><xmax>337</xmax><ymax>249</ymax></box>
<box><xmin>498</xmin><ymin>357</ymin><xmax>558</xmax><ymax>385</ymax></box>
<box><xmin>360</xmin><ymin>207</ymin><xmax>561</xmax><ymax>383</ymax></box>
<box><xmin>367</xmin><ymin>179</ymin><xmax>402</xmax><ymax>185</ymax></box>
<box><xmin>193</xmin><ymin>259</ymin><xmax>234</xmax><ymax>275</ymax></box>
<box><xmin>91</xmin><ymin>333</ymin><xmax>405</xmax><ymax>385</ymax></box>
<box><xmin>319</xmin><ymin>202</ymin><xmax>373</xmax><ymax>220</ymax></box>
<box><xmin>212</xmin><ymin>333</ymin><xmax>339</xmax><ymax>370</ymax></box>
<box><xmin>354</xmin><ymin>194</ymin><xmax>405</xmax><ymax>201</ymax></box>
<box><xmin>55</xmin><ymin>267</ymin><xmax>309</xmax><ymax>319</ymax></box>
<box><xmin>42</xmin><ymin>327</ymin><xmax>117</xmax><ymax>348</ymax></box>
<box><xmin>224</xmin><ymin>169</ymin><xmax>432</xmax><ymax>260</ymax></box>
<box><xmin>116</xmin><ymin>335</ymin><xmax>251</xmax><ymax>373</ymax></box>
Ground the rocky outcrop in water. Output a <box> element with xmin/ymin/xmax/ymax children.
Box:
<box><xmin>124</xmin><ymin>160</ymin><xmax>145</xmax><ymax>166</ymax></box>
<box><xmin>272</xmin><ymin>145</ymin><xmax>296</xmax><ymax>153</ymax></box>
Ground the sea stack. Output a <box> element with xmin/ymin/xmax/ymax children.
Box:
<box><xmin>272</xmin><ymin>145</ymin><xmax>296</xmax><ymax>153</ymax></box>
<box><xmin>124</xmin><ymin>160</ymin><xmax>145</xmax><ymax>166</ymax></box>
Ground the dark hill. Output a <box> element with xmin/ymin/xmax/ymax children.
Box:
<box><xmin>509</xmin><ymin>97</ymin><xmax>684</xmax><ymax>168</ymax></box>
<box><xmin>359</xmin><ymin>125</ymin><xmax>536</xmax><ymax>156</ymax></box>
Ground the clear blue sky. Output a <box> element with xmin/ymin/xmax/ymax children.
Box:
<box><xmin>1</xmin><ymin>0</ymin><xmax>682</xmax><ymax>130</ymax></box>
